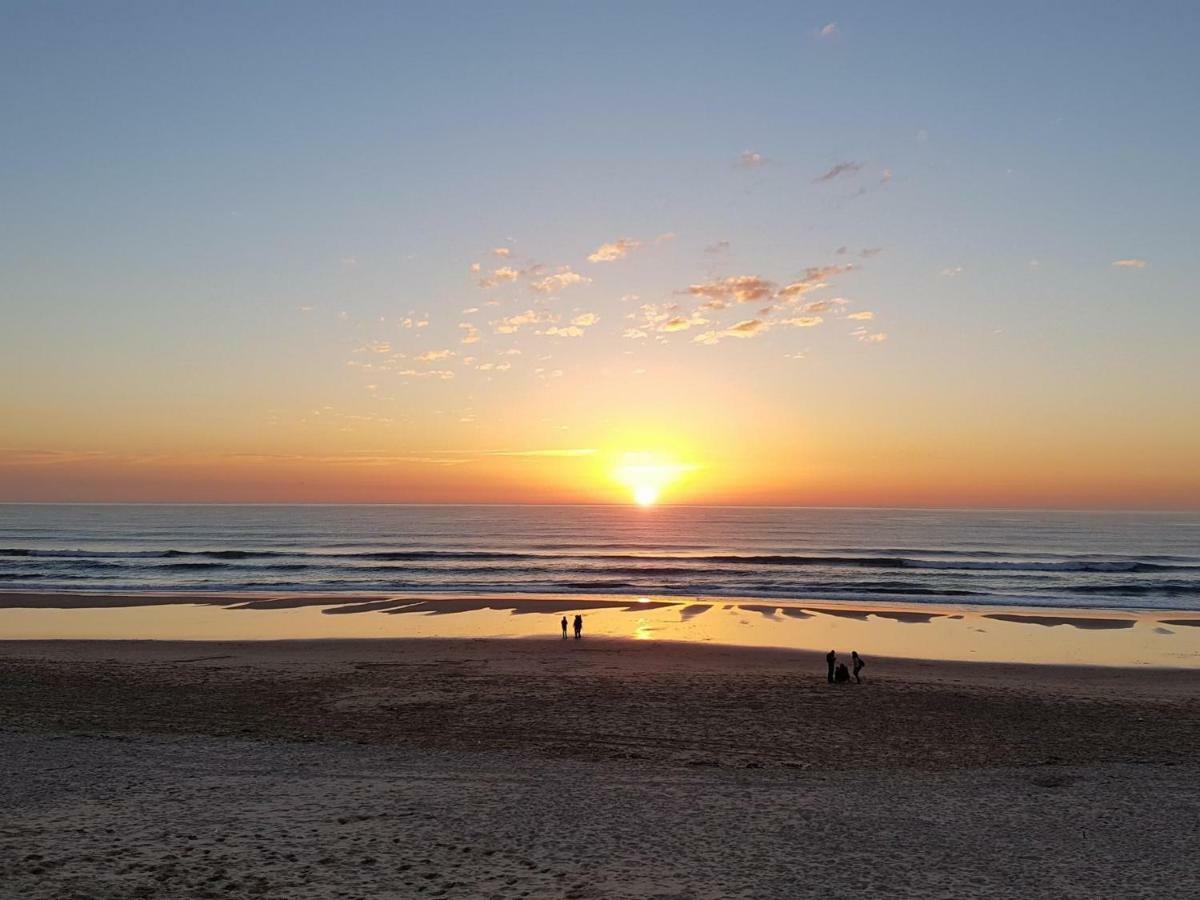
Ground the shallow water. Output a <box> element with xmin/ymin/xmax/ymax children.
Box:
<box><xmin>3</xmin><ymin>593</ymin><xmax>1198</xmax><ymax>668</ymax></box>
<box><xmin>1</xmin><ymin>504</ymin><xmax>1198</xmax><ymax>610</ymax></box>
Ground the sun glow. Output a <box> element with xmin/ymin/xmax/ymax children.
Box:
<box><xmin>613</xmin><ymin>451</ymin><xmax>695</xmax><ymax>506</ymax></box>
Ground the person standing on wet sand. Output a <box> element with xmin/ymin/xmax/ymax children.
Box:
<box><xmin>852</xmin><ymin>651</ymin><xmax>866</xmax><ymax>684</ymax></box>
<box><xmin>561</xmin><ymin>616</ymin><xmax>568</xmax><ymax>639</ymax></box>
<box><xmin>573</xmin><ymin>614</ymin><xmax>583</xmax><ymax>640</ymax></box>
<box><xmin>826</xmin><ymin>649</ymin><xmax>837</xmax><ymax>684</ymax></box>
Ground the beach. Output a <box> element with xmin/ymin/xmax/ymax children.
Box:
<box><xmin>3</xmin><ymin>636</ymin><xmax>1199</xmax><ymax>898</ymax></box>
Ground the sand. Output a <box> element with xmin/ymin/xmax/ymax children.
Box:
<box><xmin>2</xmin><ymin>637</ymin><xmax>1199</xmax><ymax>898</ymax></box>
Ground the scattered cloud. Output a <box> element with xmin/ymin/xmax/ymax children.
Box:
<box><xmin>542</xmin><ymin>325</ymin><xmax>585</xmax><ymax>337</ymax></box>
<box><xmin>478</xmin><ymin>265</ymin><xmax>521</xmax><ymax>288</ymax></box>
<box><xmin>704</xmin><ymin>240</ymin><xmax>731</xmax><ymax>257</ymax></box>
<box><xmin>940</xmin><ymin>266</ymin><xmax>963</xmax><ymax>277</ymax></box>
<box><xmin>852</xmin><ymin>327</ymin><xmax>888</xmax><ymax>343</ymax></box>
<box><xmin>398</xmin><ymin>368</ymin><xmax>455</xmax><ymax>380</ymax></box>
<box><xmin>737</xmin><ymin>151</ymin><xmax>767</xmax><ymax>169</ymax></box>
<box><xmin>484</xmin><ymin>448</ymin><xmax>596</xmax><ymax>458</ymax></box>
<box><xmin>588</xmin><ymin>238</ymin><xmax>642</xmax><ymax>263</ymax></box>
<box><xmin>819</xmin><ymin>22</ymin><xmax>839</xmax><ymax>39</ymax></box>
<box><xmin>695</xmin><ymin>319</ymin><xmax>770</xmax><ymax>344</ymax></box>
<box><xmin>571</xmin><ymin>312</ymin><xmax>600</xmax><ymax>327</ymax></box>
<box><xmin>1112</xmin><ymin>258</ymin><xmax>1147</xmax><ymax>269</ymax></box>
<box><xmin>415</xmin><ymin>349</ymin><xmax>455</xmax><ymax>363</ymax></box>
<box><xmin>860</xmin><ymin>247</ymin><xmax>883</xmax><ymax>258</ymax></box>
<box><xmin>469</xmin><ymin>262</ymin><xmax>481</xmax><ymax>273</ymax></box>
<box><xmin>845</xmin><ymin>311</ymin><xmax>875</xmax><ymax>321</ymax></box>
<box><xmin>492</xmin><ymin>247</ymin><xmax>511</xmax><ymax>257</ymax></box>
<box><xmin>459</xmin><ymin>323</ymin><xmax>481</xmax><ymax>344</ymax></box>
<box><xmin>814</xmin><ymin>161</ymin><xmax>862</xmax><ymax>183</ymax></box>
<box><xmin>530</xmin><ymin>269</ymin><xmax>590</xmax><ymax>294</ymax></box>
<box><xmin>687</xmin><ymin>275</ymin><xmax>776</xmax><ymax>306</ymax></box>
<box><xmin>493</xmin><ymin>309</ymin><xmax>555</xmax><ymax>334</ymax></box>
<box><xmin>780</xmin><ymin>316</ymin><xmax>824</xmax><ymax>328</ymax></box>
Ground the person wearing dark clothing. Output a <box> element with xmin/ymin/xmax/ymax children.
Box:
<box><xmin>561</xmin><ymin>616</ymin><xmax>568</xmax><ymax>639</ymax></box>
<box><xmin>835</xmin><ymin>662</ymin><xmax>851</xmax><ymax>684</ymax></box>
<box><xmin>826</xmin><ymin>649</ymin><xmax>837</xmax><ymax>684</ymax></box>
<box><xmin>573</xmin><ymin>614</ymin><xmax>583</xmax><ymax>639</ymax></box>
<box><xmin>852</xmin><ymin>651</ymin><xmax>865</xmax><ymax>684</ymax></box>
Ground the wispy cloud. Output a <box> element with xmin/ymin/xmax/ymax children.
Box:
<box><xmin>478</xmin><ymin>265</ymin><xmax>522</xmax><ymax>288</ymax></box>
<box><xmin>415</xmin><ymin>349</ymin><xmax>455</xmax><ymax>363</ymax></box>
<box><xmin>492</xmin><ymin>247</ymin><xmax>511</xmax><ymax>257</ymax></box>
<box><xmin>493</xmin><ymin>309</ymin><xmax>556</xmax><ymax>334</ymax></box>
<box><xmin>1112</xmin><ymin>258</ymin><xmax>1147</xmax><ymax>269</ymax></box>
<box><xmin>687</xmin><ymin>275</ymin><xmax>776</xmax><ymax>306</ymax></box>
<box><xmin>694</xmin><ymin>319</ymin><xmax>770</xmax><ymax>344</ymax></box>
<box><xmin>814</xmin><ymin>161</ymin><xmax>862</xmax><ymax>182</ymax></box>
<box><xmin>459</xmin><ymin>323</ymin><xmax>481</xmax><ymax>344</ymax></box>
<box><xmin>737</xmin><ymin>150</ymin><xmax>768</xmax><ymax>169</ymax></box>
<box><xmin>819</xmin><ymin>22</ymin><xmax>839</xmax><ymax>39</ymax></box>
<box><xmin>530</xmin><ymin>269</ymin><xmax>590</xmax><ymax>294</ymax></box>
<box><xmin>588</xmin><ymin>238</ymin><xmax>642</xmax><ymax>263</ymax></box>
<box><xmin>939</xmin><ymin>266</ymin><xmax>963</xmax><ymax>277</ymax></box>
<box><xmin>851</xmin><ymin>327</ymin><xmax>888</xmax><ymax>343</ymax></box>
<box><xmin>483</xmin><ymin>448</ymin><xmax>597</xmax><ymax>458</ymax></box>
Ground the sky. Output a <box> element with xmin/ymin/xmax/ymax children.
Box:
<box><xmin>1</xmin><ymin>1</ymin><xmax>1198</xmax><ymax>508</ymax></box>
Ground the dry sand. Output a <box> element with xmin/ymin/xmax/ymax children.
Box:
<box><xmin>2</xmin><ymin>637</ymin><xmax>1199</xmax><ymax>898</ymax></box>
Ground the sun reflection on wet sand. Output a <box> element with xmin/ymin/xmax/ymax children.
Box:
<box><xmin>1</xmin><ymin>592</ymin><xmax>1199</xmax><ymax>668</ymax></box>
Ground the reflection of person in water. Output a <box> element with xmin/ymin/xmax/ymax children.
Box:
<box><xmin>573</xmin><ymin>614</ymin><xmax>583</xmax><ymax>639</ymax></box>
<box><xmin>826</xmin><ymin>649</ymin><xmax>837</xmax><ymax>684</ymax></box>
<box><xmin>561</xmin><ymin>616</ymin><xmax>568</xmax><ymax>640</ymax></box>
<box><xmin>852</xmin><ymin>651</ymin><xmax>866</xmax><ymax>684</ymax></box>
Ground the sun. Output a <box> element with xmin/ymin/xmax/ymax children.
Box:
<box><xmin>633</xmin><ymin>483</ymin><xmax>659</xmax><ymax>507</ymax></box>
<box><xmin>613</xmin><ymin>451</ymin><xmax>694</xmax><ymax>507</ymax></box>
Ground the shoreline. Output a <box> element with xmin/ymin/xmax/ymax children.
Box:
<box><xmin>3</xmin><ymin>589</ymin><xmax>1199</xmax><ymax>668</ymax></box>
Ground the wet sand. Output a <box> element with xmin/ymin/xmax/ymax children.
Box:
<box><xmin>2</xmin><ymin>637</ymin><xmax>1199</xmax><ymax>897</ymax></box>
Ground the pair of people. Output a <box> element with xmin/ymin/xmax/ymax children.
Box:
<box><xmin>826</xmin><ymin>650</ymin><xmax>865</xmax><ymax>684</ymax></box>
<box><xmin>560</xmin><ymin>614</ymin><xmax>583</xmax><ymax>640</ymax></box>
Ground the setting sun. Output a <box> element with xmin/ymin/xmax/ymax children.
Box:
<box><xmin>613</xmin><ymin>452</ymin><xmax>695</xmax><ymax>506</ymax></box>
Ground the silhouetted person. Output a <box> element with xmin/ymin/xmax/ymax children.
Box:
<box><xmin>835</xmin><ymin>662</ymin><xmax>851</xmax><ymax>684</ymax></box>
<box><xmin>826</xmin><ymin>649</ymin><xmax>837</xmax><ymax>684</ymax></box>
<box><xmin>573</xmin><ymin>614</ymin><xmax>583</xmax><ymax>640</ymax></box>
<box><xmin>561</xmin><ymin>616</ymin><xmax>568</xmax><ymax>639</ymax></box>
<box><xmin>852</xmin><ymin>651</ymin><xmax>865</xmax><ymax>684</ymax></box>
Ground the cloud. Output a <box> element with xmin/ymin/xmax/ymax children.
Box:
<box><xmin>571</xmin><ymin>312</ymin><xmax>600</xmax><ymax>327</ymax></box>
<box><xmin>400</xmin><ymin>316</ymin><xmax>429</xmax><ymax>329</ymax></box>
<box><xmin>415</xmin><ymin>349</ymin><xmax>455</xmax><ymax>363</ymax></box>
<box><xmin>469</xmin><ymin>262</ymin><xmax>481</xmax><ymax>273</ymax></box>
<box><xmin>860</xmin><ymin>247</ymin><xmax>883</xmax><ymax>258</ymax></box>
<box><xmin>704</xmin><ymin>240</ymin><xmax>731</xmax><ymax>256</ymax></box>
<box><xmin>492</xmin><ymin>247</ymin><xmax>511</xmax><ymax>257</ymax></box>
<box><xmin>819</xmin><ymin>22</ymin><xmax>839</xmax><ymax>38</ymax></box>
<box><xmin>587</xmin><ymin>238</ymin><xmax>642</xmax><ymax>263</ymax></box>
<box><xmin>777</xmin><ymin>265</ymin><xmax>851</xmax><ymax>301</ymax></box>
<box><xmin>359</xmin><ymin>340</ymin><xmax>393</xmax><ymax>354</ymax></box>
<box><xmin>530</xmin><ymin>269</ymin><xmax>590</xmax><ymax>294</ymax></box>
<box><xmin>845</xmin><ymin>311</ymin><xmax>875</xmax><ymax>321</ymax></box>
<box><xmin>493</xmin><ymin>309</ymin><xmax>555</xmax><ymax>334</ymax></box>
<box><xmin>737</xmin><ymin>150</ymin><xmax>768</xmax><ymax>169</ymax></box>
<box><xmin>687</xmin><ymin>275</ymin><xmax>776</xmax><ymax>305</ymax></box>
<box><xmin>459</xmin><ymin>323</ymin><xmax>481</xmax><ymax>344</ymax></box>
<box><xmin>695</xmin><ymin>319</ymin><xmax>770</xmax><ymax>344</ymax></box>
<box><xmin>484</xmin><ymin>448</ymin><xmax>597</xmax><ymax>458</ymax></box>
<box><xmin>1112</xmin><ymin>258</ymin><xmax>1147</xmax><ymax>269</ymax></box>
<box><xmin>542</xmin><ymin>325</ymin><xmax>585</xmax><ymax>337</ymax></box>
<box><xmin>780</xmin><ymin>316</ymin><xmax>824</xmax><ymax>328</ymax></box>
<box><xmin>623</xmin><ymin>328</ymin><xmax>649</xmax><ymax>340</ymax></box>
<box><xmin>397</xmin><ymin>368</ymin><xmax>455</xmax><ymax>380</ymax></box>
<box><xmin>939</xmin><ymin>266</ymin><xmax>963</xmax><ymax>277</ymax></box>
<box><xmin>851</xmin><ymin>327</ymin><xmax>888</xmax><ymax>343</ymax></box>
<box><xmin>478</xmin><ymin>265</ymin><xmax>522</xmax><ymax>288</ymax></box>
<box><xmin>814</xmin><ymin>161</ymin><xmax>862</xmax><ymax>183</ymax></box>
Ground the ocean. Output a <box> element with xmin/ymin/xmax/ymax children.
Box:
<box><xmin>0</xmin><ymin>504</ymin><xmax>1197</xmax><ymax>611</ymax></box>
